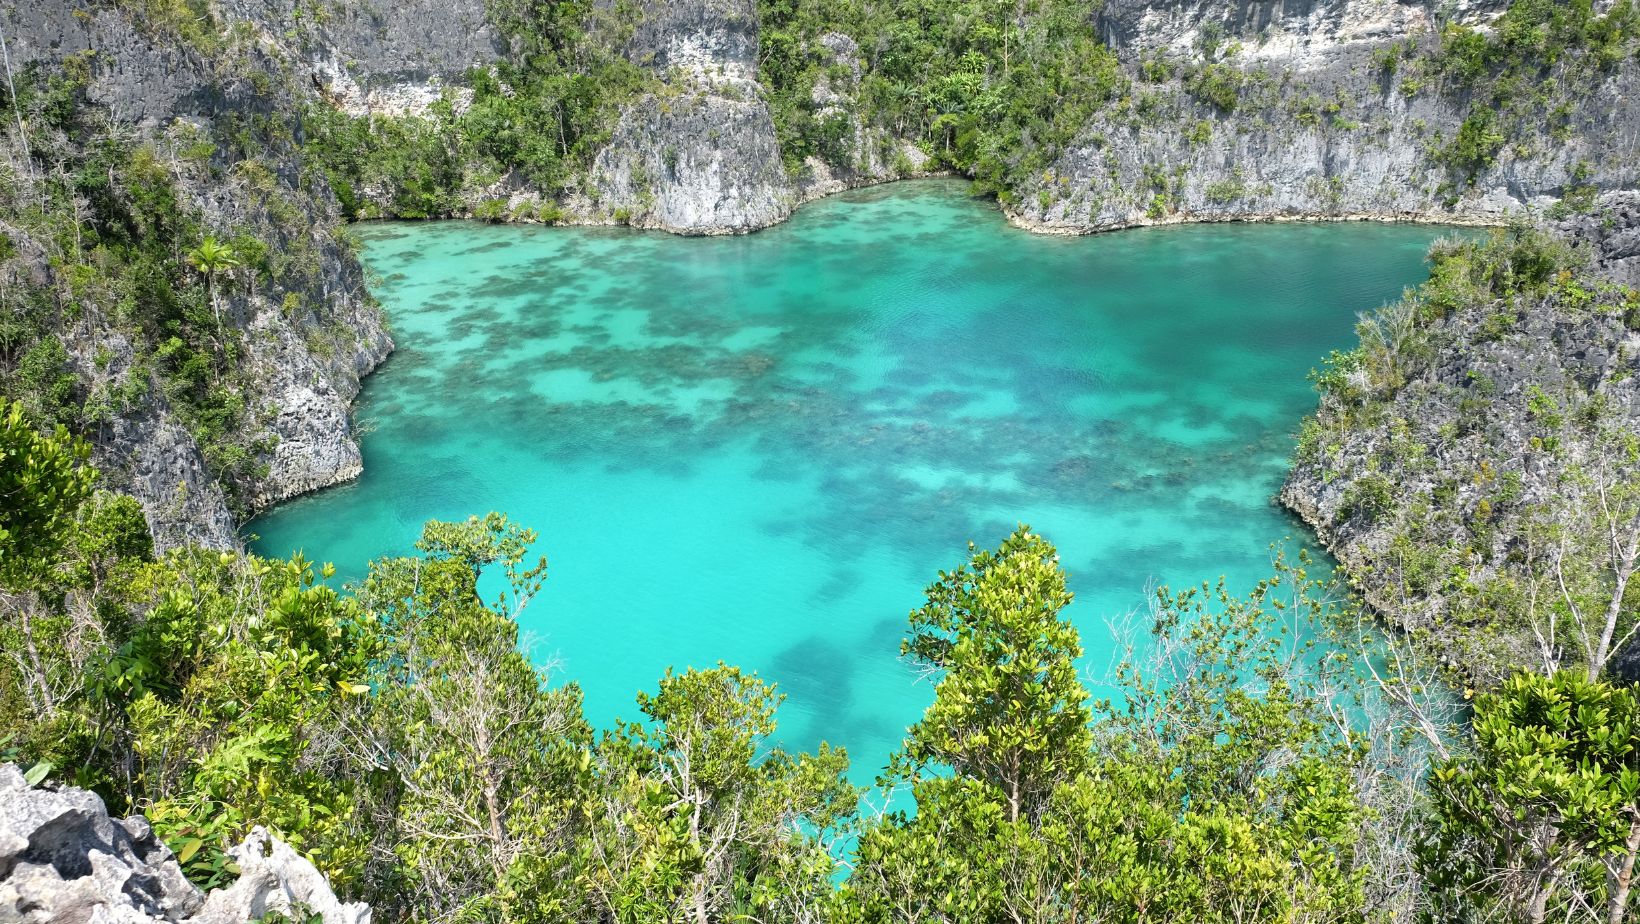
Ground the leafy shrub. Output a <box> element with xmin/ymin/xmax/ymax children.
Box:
<box><xmin>1341</xmin><ymin>472</ymin><xmax>1397</xmax><ymax>523</ymax></box>
<box><xmin>1185</xmin><ymin>63</ymin><xmax>1243</xmax><ymax>111</ymax></box>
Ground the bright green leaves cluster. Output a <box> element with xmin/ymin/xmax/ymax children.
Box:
<box><xmin>126</xmin><ymin>552</ymin><xmax>376</xmax><ymax>887</ymax></box>
<box><xmin>1437</xmin><ymin>0</ymin><xmax>1638</xmax><ymax>86</ymax></box>
<box><xmin>0</xmin><ymin>401</ymin><xmax>93</xmax><ymax>586</ymax></box>
<box><xmin>0</xmin><ymin>408</ymin><xmax>376</xmax><ymax>885</ymax></box>
<box><xmin>591</xmin><ymin>666</ymin><xmax>856</xmax><ymax>923</ymax></box>
<box><xmin>844</xmin><ymin>537</ymin><xmax>1371</xmax><ymax>923</ymax></box>
<box><xmin>757</xmin><ymin>0</ymin><xmax>1126</xmax><ymax>198</ymax></box>
<box><xmin>897</xmin><ymin>526</ymin><xmax>1091</xmax><ymax>820</ymax></box>
<box><xmin>1423</xmin><ymin>671</ymin><xmax>1640</xmax><ymax>923</ymax></box>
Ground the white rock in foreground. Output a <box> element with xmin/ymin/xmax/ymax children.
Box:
<box><xmin>0</xmin><ymin>764</ymin><xmax>368</xmax><ymax>924</ymax></box>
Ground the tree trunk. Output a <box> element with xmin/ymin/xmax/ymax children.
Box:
<box><xmin>1006</xmin><ymin>750</ymin><xmax>1022</xmax><ymax>823</ymax></box>
<box><xmin>1528</xmin><ymin>864</ymin><xmax>1563</xmax><ymax>924</ymax></box>
<box><xmin>690</xmin><ymin>792</ymin><xmax>709</xmax><ymax>924</ymax></box>
<box><xmin>1607</xmin><ymin>818</ymin><xmax>1640</xmax><ymax>924</ymax></box>
<box><xmin>1591</xmin><ymin>512</ymin><xmax>1640</xmax><ymax>678</ymax></box>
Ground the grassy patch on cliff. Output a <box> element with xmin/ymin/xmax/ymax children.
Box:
<box><xmin>1425</xmin><ymin>0</ymin><xmax>1640</xmax><ymax>187</ymax></box>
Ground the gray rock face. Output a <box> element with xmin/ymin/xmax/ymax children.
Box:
<box><xmin>192</xmin><ymin>830</ymin><xmax>369</xmax><ymax>924</ymax></box>
<box><xmin>3</xmin><ymin>0</ymin><xmax>394</xmax><ymax>549</ymax></box>
<box><xmin>1278</xmin><ymin>193</ymin><xmax>1640</xmax><ymax>680</ymax></box>
<box><xmin>1557</xmin><ymin>191</ymin><xmax>1640</xmax><ymax>289</ymax></box>
<box><xmin>591</xmin><ymin>0</ymin><xmax>932</xmax><ymax>232</ymax></box>
<box><xmin>1</xmin><ymin>763</ymin><xmax>202</xmax><ymax>923</ymax></box>
<box><xmin>593</xmin><ymin>86</ymin><xmax>794</xmax><ymax>233</ymax></box>
<box><xmin>0</xmin><ymin>765</ymin><xmax>366</xmax><ymax>924</ymax></box>
<box><xmin>233</xmin><ymin>0</ymin><xmax>503</xmax><ymax>117</ymax></box>
<box><xmin>624</xmin><ymin>0</ymin><xmax>760</xmax><ymax>78</ymax></box>
<box><xmin>1095</xmin><ymin>0</ymin><xmax>1506</xmax><ymax>58</ymax></box>
<box><xmin>87</xmin><ymin>398</ymin><xmax>240</xmax><ymax>552</ymax></box>
<box><xmin>3</xmin><ymin>4</ymin><xmax>225</xmax><ymax>129</ymax></box>
<box><xmin>592</xmin><ymin>0</ymin><xmax>794</xmax><ymax>233</ymax></box>
<box><xmin>1011</xmin><ymin>7</ymin><xmax>1640</xmax><ymax>234</ymax></box>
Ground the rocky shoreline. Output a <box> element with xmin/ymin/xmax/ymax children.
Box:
<box><xmin>6</xmin><ymin>0</ymin><xmax>1640</xmax><ymax>548</ymax></box>
<box><xmin>1276</xmin><ymin>192</ymin><xmax>1640</xmax><ymax>682</ymax></box>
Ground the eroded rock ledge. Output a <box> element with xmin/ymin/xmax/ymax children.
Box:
<box><xmin>0</xmin><ymin>764</ymin><xmax>367</xmax><ymax>924</ymax></box>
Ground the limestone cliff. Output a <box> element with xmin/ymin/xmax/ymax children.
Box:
<box><xmin>1279</xmin><ymin>193</ymin><xmax>1640</xmax><ymax>681</ymax></box>
<box><xmin>3</xmin><ymin>0</ymin><xmax>395</xmax><ymax>548</ymax></box>
<box><xmin>7</xmin><ymin>0</ymin><xmax>1640</xmax><ymax>549</ymax></box>
<box><xmin>1012</xmin><ymin>0</ymin><xmax>1640</xmax><ymax>232</ymax></box>
<box><xmin>588</xmin><ymin>0</ymin><xmax>793</xmax><ymax>234</ymax></box>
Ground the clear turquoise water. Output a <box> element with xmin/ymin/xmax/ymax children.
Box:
<box><xmin>250</xmin><ymin>180</ymin><xmax>1449</xmax><ymax>780</ymax></box>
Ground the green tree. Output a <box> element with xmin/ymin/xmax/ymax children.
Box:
<box><xmin>356</xmin><ymin>513</ymin><xmax>593</xmax><ymax>923</ymax></box>
<box><xmin>184</xmin><ymin>235</ymin><xmax>240</xmax><ymax>323</ymax></box>
<box><xmin>897</xmin><ymin>525</ymin><xmax>1092</xmax><ymax>822</ymax></box>
<box><xmin>0</xmin><ymin>400</ymin><xmax>94</xmax><ymax>588</ymax></box>
<box><xmin>1423</xmin><ymin>671</ymin><xmax>1640</xmax><ymax>924</ymax></box>
<box><xmin>844</xmin><ymin>536</ymin><xmax>1371</xmax><ymax>924</ymax></box>
<box><xmin>589</xmin><ymin>665</ymin><xmax>855</xmax><ymax>924</ymax></box>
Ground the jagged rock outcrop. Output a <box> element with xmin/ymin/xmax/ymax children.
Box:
<box><xmin>788</xmin><ymin>32</ymin><xmax>934</xmax><ymax>204</ymax></box>
<box><xmin>591</xmin><ymin>83</ymin><xmax>795</xmax><ymax>233</ymax></box>
<box><xmin>194</xmin><ymin>830</ymin><xmax>370</xmax><ymax>924</ymax></box>
<box><xmin>1012</xmin><ymin>0</ymin><xmax>1640</xmax><ymax>233</ymax></box>
<box><xmin>1556</xmin><ymin>191</ymin><xmax>1640</xmax><ymax>289</ymax></box>
<box><xmin>590</xmin><ymin>0</ymin><xmax>795</xmax><ymax>233</ymax></box>
<box><xmin>0</xmin><ymin>764</ymin><xmax>367</xmax><ymax>924</ymax></box>
<box><xmin>1278</xmin><ymin>192</ymin><xmax>1640</xmax><ymax>680</ymax></box>
<box><xmin>588</xmin><ymin>0</ymin><xmax>932</xmax><ymax>231</ymax></box>
<box><xmin>0</xmin><ymin>764</ymin><xmax>201</xmax><ymax>923</ymax></box>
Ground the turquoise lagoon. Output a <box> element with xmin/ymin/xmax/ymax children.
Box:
<box><xmin>250</xmin><ymin>180</ymin><xmax>1453</xmax><ymax>779</ymax></box>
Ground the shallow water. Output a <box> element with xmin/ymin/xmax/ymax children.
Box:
<box><xmin>250</xmin><ymin>180</ymin><xmax>1450</xmax><ymax>779</ymax></box>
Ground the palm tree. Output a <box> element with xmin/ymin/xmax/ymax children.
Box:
<box><xmin>185</xmin><ymin>236</ymin><xmax>240</xmax><ymax>324</ymax></box>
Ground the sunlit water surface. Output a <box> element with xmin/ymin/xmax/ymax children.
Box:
<box><xmin>250</xmin><ymin>180</ymin><xmax>1453</xmax><ymax>780</ymax></box>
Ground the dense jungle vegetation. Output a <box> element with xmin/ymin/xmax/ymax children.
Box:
<box><xmin>301</xmin><ymin>1</ymin><xmax>650</xmax><ymax>220</ymax></box>
<box><xmin>754</xmin><ymin>0</ymin><xmax>1125</xmax><ymax>197</ymax></box>
<box><xmin>7</xmin><ymin>0</ymin><xmax>1640</xmax><ymax>922</ymax></box>
<box><xmin>9</xmin><ymin>404</ymin><xmax>1640</xmax><ymax>924</ymax></box>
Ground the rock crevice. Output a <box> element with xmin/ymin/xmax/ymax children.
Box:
<box><xmin>0</xmin><ymin>764</ymin><xmax>367</xmax><ymax>924</ymax></box>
